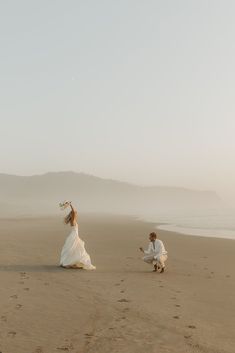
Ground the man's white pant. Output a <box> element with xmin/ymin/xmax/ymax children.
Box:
<box><xmin>143</xmin><ymin>254</ymin><xmax>168</xmax><ymax>268</ymax></box>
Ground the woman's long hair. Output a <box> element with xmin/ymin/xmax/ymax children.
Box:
<box><xmin>64</xmin><ymin>211</ymin><xmax>72</xmax><ymax>224</ymax></box>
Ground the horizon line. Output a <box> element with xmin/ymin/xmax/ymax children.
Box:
<box><xmin>0</xmin><ymin>170</ymin><xmax>218</xmax><ymax>194</ymax></box>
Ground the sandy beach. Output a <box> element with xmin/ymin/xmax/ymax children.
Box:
<box><xmin>0</xmin><ymin>214</ymin><xmax>234</xmax><ymax>353</ymax></box>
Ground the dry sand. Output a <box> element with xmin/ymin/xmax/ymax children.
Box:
<box><xmin>0</xmin><ymin>214</ymin><xmax>234</xmax><ymax>353</ymax></box>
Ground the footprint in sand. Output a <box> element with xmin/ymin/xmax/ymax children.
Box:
<box><xmin>226</xmin><ymin>275</ymin><xmax>230</xmax><ymax>278</ymax></box>
<box><xmin>122</xmin><ymin>307</ymin><xmax>130</xmax><ymax>312</ymax></box>
<box><xmin>188</xmin><ymin>343</ymin><xmax>201</xmax><ymax>350</ymax></box>
<box><xmin>35</xmin><ymin>347</ymin><xmax>43</xmax><ymax>353</ymax></box>
<box><xmin>118</xmin><ymin>299</ymin><xmax>130</xmax><ymax>303</ymax></box>
<box><xmin>44</xmin><ymin>282</ymin><xmax>49</xmax><ymax>286</ymax></box>
<box><xmin>84</xmin><ymin>332</ymin><xmax>94</xmax><ymax>342</ymax></box>
<box><xmin>120</xmin><ymin>290</ymin><xmax>125</xmax><ymax>293</ymax></box>
<box><xmin>56</xmin><ymin>348</ymin><xmax>69</xmax><ymax>352</ymax></box>
<box><xmin>159</xmin><ymin>285</ymin><xmax>164</xmax><ymax>288</ymax></box>
<box><xmin>1</xmin><ymin>315</ymin><xmax>7</xmax><ymax>322</ymax></box>
<box><xmin>56</xmin><ymin>345</ymin><xmax>73</xmax><ymax>352</ymax></box>
<box><xmin>115</xmin><ymin>283</ymin><xmax>121</xmax><ymax>286</ymax></box>
<box><xmin>188</xmin><ymin>325</ymin><xmax>196</xmax><ymax>329</ymax></box>
<box><xmin>8</xmin><ymin>331</ymin><xmax>16</xmax><ymax>338</ymax></box>
<box><xmin>15</xmin><ymin>304</ymin><xmax>23</xmax><ymax>310</ymax></box>
<box><xmin>184</xmin><ymin>335</ymin><xmax>192</xmax><ymax>339</ymax></box>
<box><xmin>120</xmin><ymin>279</ymin><xmax>124</xmax><ymax>282</ymax></box>
<box><xmin>24</xmin><ymin>288</ymin><xmax>30</xmax><ymax>291</ymax></box>
<box><xmin>173</xmin><ymin>316</ymin><xmax>180</xmax><ymax>319</ymax></box>
<box><xmin>175</xmin><ymin>304</ymin><xmax>181</xmax><ymax>307</ymax></box>
<box><xmin>10</xmin><ymin>295</ymin><xmax>18</xmax><ymax>299</ymax></box>
<box><xmin>20</xmin><ymin>272</ymin><xmax>29</xmax><ymax>279</ymax></box>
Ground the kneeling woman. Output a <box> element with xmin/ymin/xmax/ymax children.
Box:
<box><xmin>60</xmin><ymin>202</ymin><xmax>96</xmax><ymax>270</ymax></box>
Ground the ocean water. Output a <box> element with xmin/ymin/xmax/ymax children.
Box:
<box><xmin>141</xmin><ymin>207</ymin><xmax>235</xmax><ymax>240</ymax></box>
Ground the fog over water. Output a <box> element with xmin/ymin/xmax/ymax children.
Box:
<box><xmin>0</xmin><ymin>172</ymin><xmax>235</xmax><ymax>239</ymax></box>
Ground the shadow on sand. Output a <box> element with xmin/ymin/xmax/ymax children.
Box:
<box><xmin>0</xmin><ymin>264</ymin><xmax>63</xmax><ymax>273</ymax></box>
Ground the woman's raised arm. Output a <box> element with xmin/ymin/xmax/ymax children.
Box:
<box><xmin>70</xmin><ymin>203</ymin><xmax>77</xmax><ymax>225</ymax></box>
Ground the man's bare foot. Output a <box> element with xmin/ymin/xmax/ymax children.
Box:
<box><xmin>160</xmin><ymin>266</ymin><xmax>165</xmax><ymax>273</ymax></box>
<box><xmin>153</xmin><ymin>264</ymin><xmax>158</xmax><ymax>272</ymax></box>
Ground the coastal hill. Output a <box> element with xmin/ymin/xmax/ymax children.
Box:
<box><xmin>0</xmin><ymin>172</ymin><xmax>221</xmax><ymax>216</ymax></box>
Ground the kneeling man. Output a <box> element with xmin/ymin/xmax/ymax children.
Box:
<box><xmin>139</xmin><ymin>232</ymin><xmax>168</xmax><ymax>273</ymax></box>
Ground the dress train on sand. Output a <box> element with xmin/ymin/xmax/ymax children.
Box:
<box><xmin>60</xmin><ymin>223</ymin><xmax>96</xmax><ymax>270</ymax></box>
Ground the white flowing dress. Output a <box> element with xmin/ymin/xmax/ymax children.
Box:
<box><xmin>60</xmin><ymin>223</ymin><xmax>96</xmax><ymax>270</ymax></box>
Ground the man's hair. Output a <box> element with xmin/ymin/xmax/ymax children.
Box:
<box><xmin>149</xmin><ymin>232</ymin><xmax>157</xmax><ymax>239</ymax></box>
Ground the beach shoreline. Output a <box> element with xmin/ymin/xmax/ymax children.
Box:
<box><xmin>156</xmin><ymin>223</ymin><xmax>235</xmax><ymax>240</ymax></box>
<box><xmin>0</xmin><ymin>214</ymin><xmax>234</xmax><ymax>353</ymax></box>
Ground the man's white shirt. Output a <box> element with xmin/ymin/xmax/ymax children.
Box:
<box><xmin>144</xmin><ymin>239</ymin><xmax>167</xmax><ymax>259</ymax></box>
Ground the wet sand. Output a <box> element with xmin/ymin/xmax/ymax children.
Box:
<box><xmin>0</xmin><ymin>214</ymin><xmax>234</xmax><ymax>353</ymax></box>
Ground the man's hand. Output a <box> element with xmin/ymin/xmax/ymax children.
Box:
<box><xmin>139</xmin><ymin>247</ymin><xmax>144</xmax><ymax>253</ymax></box>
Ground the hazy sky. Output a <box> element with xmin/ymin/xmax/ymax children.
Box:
<box><xmin>1</xmin><ymin>1</ymin><xmax>235</xmax><ymax>200</ymax></box>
